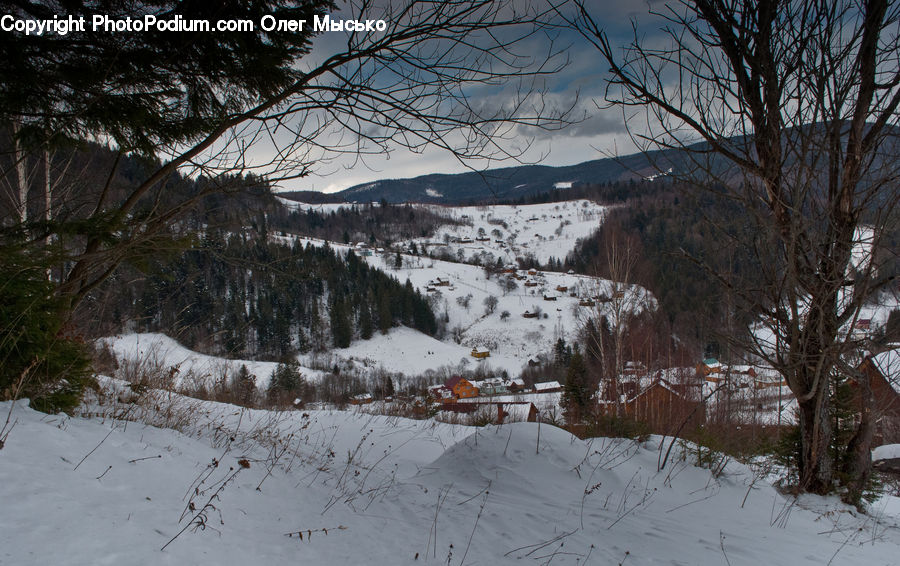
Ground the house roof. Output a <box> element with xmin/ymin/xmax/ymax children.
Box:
<box><xmin>872</xmin><ymin>349</ymin><xmax>900</xmax><ymax>394</ymax></box>
<box><xmin>445</xmin><ymin>375</ymin><xmax>469</xmax><ymax>390</ymax></box>
<box><xmin>534</xmin><ymin>381</ymin><xmax>561</xmax><ymax>391</ymax></box>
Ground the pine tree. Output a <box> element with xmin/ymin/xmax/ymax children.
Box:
<box><xmin>330</xmin><ymin>296</ymin><xmax>353</xmax><ymax>348</ymax></box>
<box><xmin>267</xmin><ymin>361</ymin><xmax>303</xmax><ymax>406</ymax></box>
<box><xmin>563</xmin><ymin>349</ymin><xmax>591</xmax><ymax>424</ymax></box>
<box><xmin>233</xmin><ymin>364</ymin><xmax>257</xmax><ymax>407</ymax></box>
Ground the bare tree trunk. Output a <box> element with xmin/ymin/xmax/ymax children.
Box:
<box><xmin>43</xmin><ymin>147</ymin><xmax>51</xmax><ymax>226</ymax></box>
<box><xmin>796</xmin><ymin>379</ymin><xmax>833</xmax><ymax>494</ymax></box>
<box><xmin>843</xmin><ymin>372</ymin><xmax>875</xmax><ymax>507</ymax></box>
<box><xmin>11</xmin><ymin>120</ymin><xmax>27</xmax><ymax>223</ymax></box>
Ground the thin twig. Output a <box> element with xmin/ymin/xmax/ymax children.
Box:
<box><xmin>74</xmin><ymin>427</ymin><xmax>114</xmax><ymax>471</ymax></box>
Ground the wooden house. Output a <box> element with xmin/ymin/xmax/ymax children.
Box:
<box><xmin>696</xmin><ymin>358</ymin><xmax>723</xmax><ymax>381</ymax></box>
<box><xmin>445</xmin><ymin>376</ymin><xmax>480</xmax><ymax>399</ymax></box>
<box><xmin>471</xmin><ymin>346</ymin><xmax>491</xmax><ymax>359</ymax></box>
<box><xmin>624</xmin><ymin>361</ymin><xmax>647</xmax><ymax>376</ymax></box>
<box><xmin>475</xmin><ymin>377</ymin><xmax>507</xmax><ymax>395</ymax></box>
<box><xmin>506</xmin><ymin>377</ymin><xmax>526</xmax><ymax>392</ymax></box>
<box><xmin>555</xmin><ymin>285</ymin><xmax>568</xmax><ymax>293</ymax></box>
<box><xmin>349</xmin><ymin>393</ymin><xmax>374</xmax><ymax>405</ymax></box>
<box><xmin>619</xmin><ymin>380</ymin><xmax>704</xmax><ymax>432</ymax></box>
<box><xmin>543</xmin><ymin>294</ymin><xmax>557</xmax><ymax>301</ymax></box>
<box><xmin>533</xmin><ymin>380</ymin><xmax>562</xmax><ymax>393</ymax></box>
<box><xmin>856</xmin><ymin>349</ymin><xmax>900</xmax><ymax>443</ymax></box>
<box><xmin>522</xmin><ymin>310</ymin><xmax>538</xmax><ymax>319</ymax></box>
<box><xmin>579</xmin><ymin>298</ymin><xmax>596</xmax><ymax>307</ymax></box>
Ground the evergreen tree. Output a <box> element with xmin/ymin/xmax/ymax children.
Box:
<box><xmin>233</xmin><ymin>364</ymin><xmax>257</xmax><ymax>407</ymax></box>
<box><xmin>267</xmin><ymin>361</ymin><xmax>303</xmax><ymax>406</ymax></box>
<box><xmin>563</xmin><ymin>349</ymin><xmax>591</xmax><ymax>423</ymax></box>
<box><xmin>330</xmin><ymin>297</ymin><xmax>353</xmax><ymax>348</ymax></box>
<box><xmin>0</xmin><ymin>245</ymin><xmax>92</xmax><ymax>414</ymax></box>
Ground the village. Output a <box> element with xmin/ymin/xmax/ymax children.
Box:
<box><xmin>340</xmin><ymin>344</ymin><xmax>900</xmax><ymax>453</ymax></box>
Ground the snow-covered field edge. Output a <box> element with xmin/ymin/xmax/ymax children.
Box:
<box><xmin>2</xmin><ymin>378</ymin><xmax>900</xmax><ymax>565</ymax></box>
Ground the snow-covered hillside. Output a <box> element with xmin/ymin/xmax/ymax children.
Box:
<box><xmin>2</xmin><ymin>391</ymin><xmax>898</xmax><ymax>565</ymax></box>
<box><xmin>105</xmin><ymin>200</ymin><xmax>648</xmax><ymax>384</ymax></box>
<box><xmin>288</xmin><ymin>239</ymin><xmax>654</xmax><ymax>378</ymax></box>
<box><xmin>100</xmin><ymin>333</ymin><xmax>327</xmax><ymax>389</ymax></box>
<box><xmin>410</xmin><ymin>200</ymin><xmax>606</xmax><ymax>265</ymax></box>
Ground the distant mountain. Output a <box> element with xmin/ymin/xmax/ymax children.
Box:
<box><xmin>335</xmin><ymin>147</ymin><xmax>692</xmax><ymax>204</ymax></box>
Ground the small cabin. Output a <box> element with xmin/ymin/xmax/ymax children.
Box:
<box><xmin>533</xmin><ymin>381</ymin><xmax>562</xmax><ymax>393</ymax></box>
<box><xmin>349</xmin><ymin>393</ymin><xmax>374</xmax><ymax>405</ymax></box>
<box><xmin>522</xmin><ymin>310</ymin><xmax>538</xmax><ymax>319</ymax></box>
<box><xmin>555</xmin><ymin>285</ymin><xmax>568</xmax><ymax>293</ymax></box>
<box><xmin>543</xmin><ymin>294</ymin><xmax>557</xmax><ymax>301</ymax></box>
<box><xmin>471</xmin><ymin>347</ymin><xmax>490</xmax><ymax>359</ymax></box>
<box><xmin>579</xmin><ymin>298</ymin><xmax>595</xmax><ymax>307</ymax></box>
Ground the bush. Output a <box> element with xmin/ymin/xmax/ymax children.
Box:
<box><xmin>0</xmin><ymin>245</ymin><xmax>93</xmax><ymax>414</ymax></box>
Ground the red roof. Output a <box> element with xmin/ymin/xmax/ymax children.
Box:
<box><xmin>445</xmin><ymin>375</ymin><xmax>466</xmax><ymax>390</ymax></box>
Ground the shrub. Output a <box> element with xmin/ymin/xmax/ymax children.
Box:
<box><xmin>0</xmin><ymin>245</ymin><xmax>93</xmax><ymax>414</ymax></box>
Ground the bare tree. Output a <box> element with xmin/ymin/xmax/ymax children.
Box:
<box><xmin>579</xmin><ymin>227</ymin><xmax>642</xmax><ymax>416</ymax></box>
<box><xmin>571</xmin><ymin>0</ymin><xmax>900</xmax><ymax>499</ymax></box>
<box><xmin>3</xmin><ymin>0</ymin><xmax>573</xmax><ymax>309</ymax></box>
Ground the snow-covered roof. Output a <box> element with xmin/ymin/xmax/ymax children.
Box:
<box><xmin>534</xmin><ymin>381</ymin><xmax>562</xmax><ymax>391</ymax></box>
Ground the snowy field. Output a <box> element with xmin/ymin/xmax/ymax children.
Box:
<box><xmin>2</xmin><ymin>388</ymin><xmax>899</xmax><ymax>565</ymax></box>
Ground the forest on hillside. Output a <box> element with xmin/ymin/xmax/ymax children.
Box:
<box><xmin>80</xmin><ymin>233</ymin><xmax>438</xmax><ymax>361</ymax></box>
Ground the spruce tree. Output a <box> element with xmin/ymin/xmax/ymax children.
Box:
<box><xmin>563</xmin><ymin>349</ymin><xmax>591</xmax><ymax>423</ymax></box>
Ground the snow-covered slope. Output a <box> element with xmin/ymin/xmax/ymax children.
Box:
<box><xmin>101</xmin><ymin>333</ymin><xmax>327</xmax><ymax>389</ymax></box>
<box><xmin>106</xmin><ymin>200</ymin><xmax>649</xmax><ymax>381</ymax></box>
<box><xmin>319</xmin><ymin>245</ymin><xmax>653</xmax><ymax>377</ymax></box>
<box><xmin>1</xmin><ymin>393</ymin><xmax>898</xmax><ymax>565</ymax></box>
<box><xmin>411</xmin><ymin>200</ymin><xmax>606</xmax><ymax>265</ymax></box>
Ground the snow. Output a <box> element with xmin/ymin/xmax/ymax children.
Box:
<box><xmin>2</xmin><ymin>389</ymin><xmax>899</xmax><ymax>565</ymax></box>
<box><xmin>412</xmin><ymin>199</ymin><xmax>607</xmax><ymax>265</ymax></box>
<box><xmin>283</xmin><ymin>229</ymin><xmax>655</xmax><ymax>378</ymax></box>
<box><xmin>873</xmin><ymin>444</ymin><xmax>900</xmax><ymax>461</ymax></box>
<box><xmin>318</xmin><ymin>326</ymin><xmax>512</xmax><ymax>375</ymax></box>
<box><xmin>273</xmin><ymin>197</ymin><xmax>361</xmax><ymax>214</ymax></box>
<box><xmin>101</xmin><ymin>333</ymin><xmax>326</xmax><ymax>389</ymax></box>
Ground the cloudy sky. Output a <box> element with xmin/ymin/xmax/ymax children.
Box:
<box><xmin>278</xmin><ymin>1</ymin><xmax>668</xmax><ymax>194</ymax></box>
